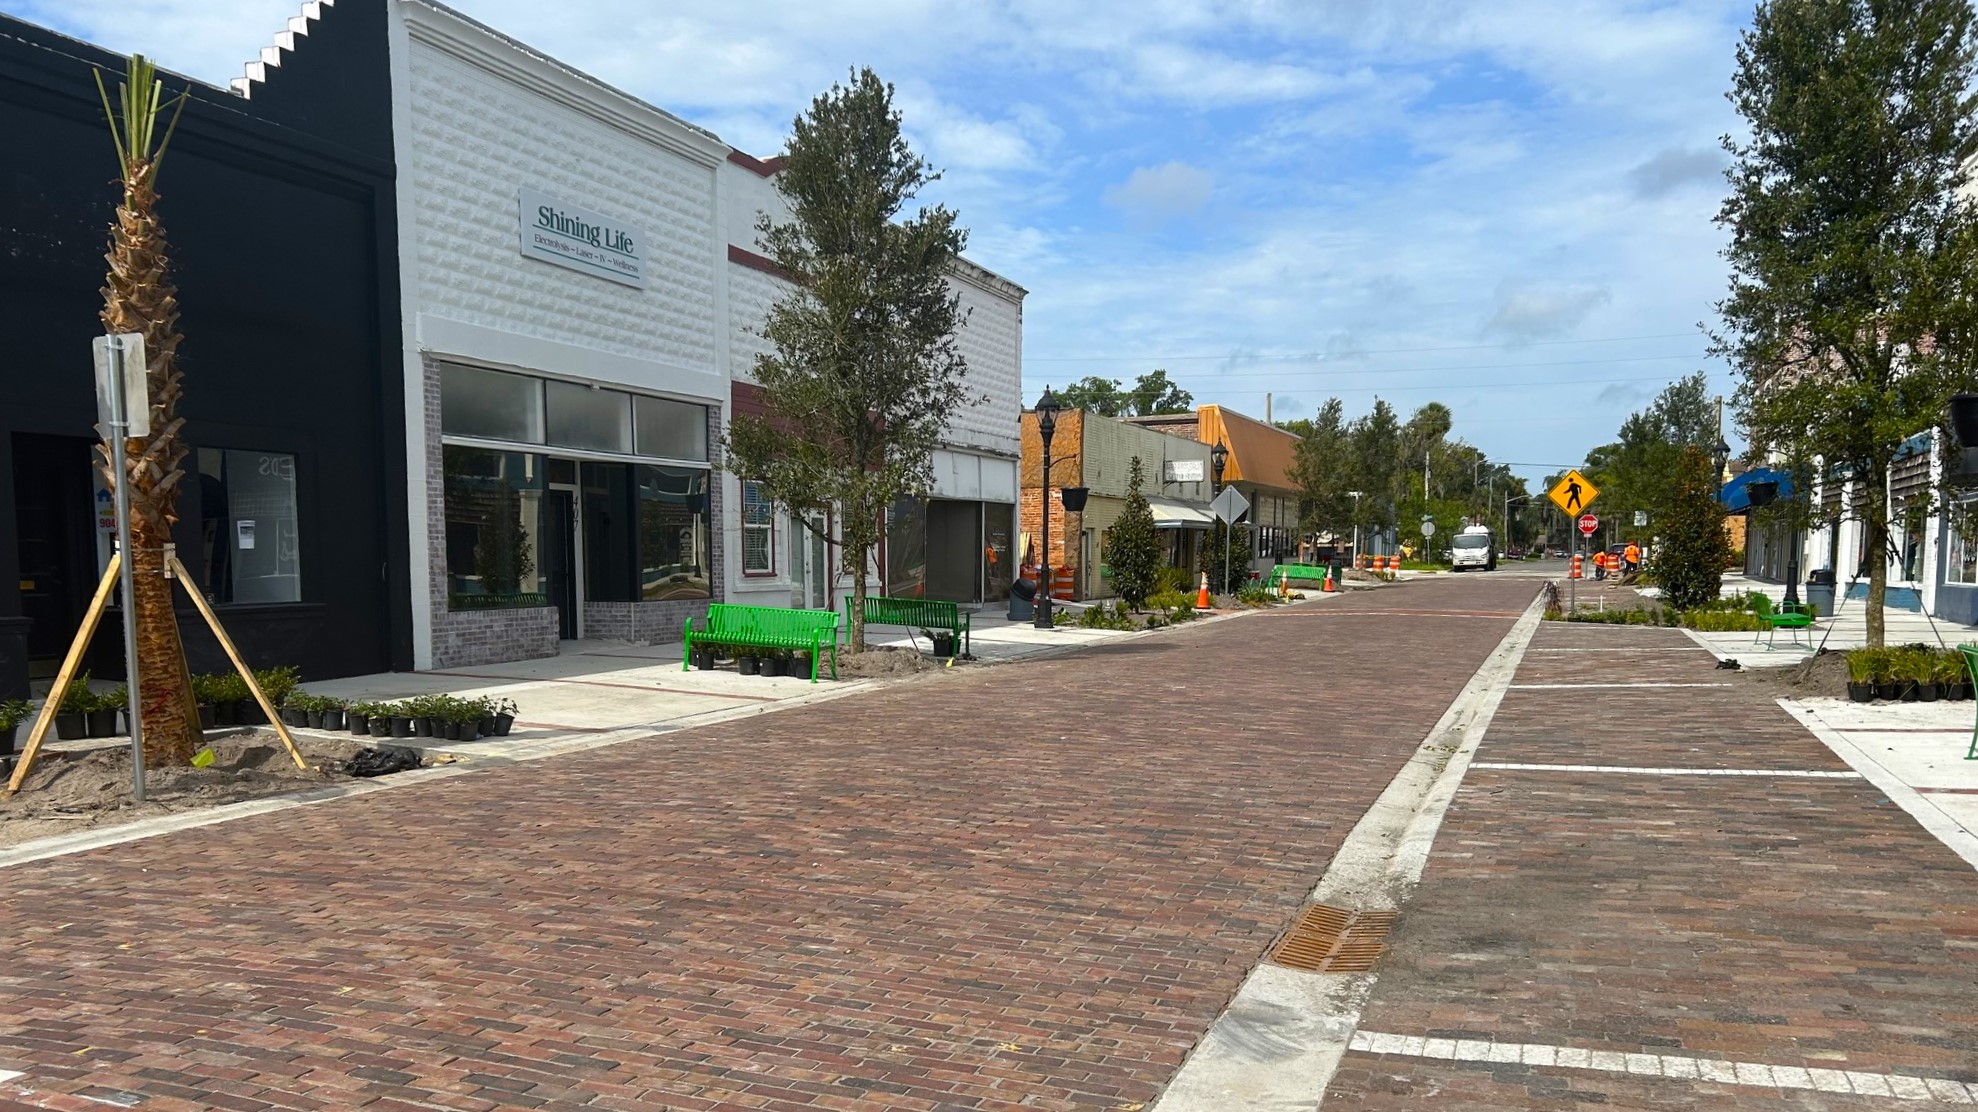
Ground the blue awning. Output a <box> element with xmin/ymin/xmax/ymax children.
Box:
<box><xmin>1718</xmin><ymin>467</ymin><xmax>1796</xmax><ymax>514</ymax></box>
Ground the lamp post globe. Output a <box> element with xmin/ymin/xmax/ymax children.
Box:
<box><xmin>1033</xmin><ymin>388</ymin><xmax>1062</xmax><ymax>629</ymax></box>
<box><xmin>1210</xmin><ymin>440</ymin><xmax>1229</xmax><ymax>492</ymax></box>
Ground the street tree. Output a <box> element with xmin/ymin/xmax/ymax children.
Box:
<box><xmin>1583</xmin><ymin>372</ymin><xmax>1718</xmax><ymax>535</ymax></box>
<box><xmin>1348</xmin><ymin>398</ymin><xmax>1402</xmax><ymax>539</ymax></box>
<box><xmin>1104</xmin><ymin>456</ymin><xmax>1161</xmax><ymax>609</ymax></box>
<box><xmin>1291</xmin><ymin>398</ymin><xmax>1353</xmax><ymax>545</ymax></box>
<box><xmin>1125</xmin><ymin>369</ymin><xmax>1192</xmax><ymax>416</ymax></box>
<box><xmin>1656</xmin><ymin>447</ymin><xmax>1734</xmax><ymax>610</ymax></box>
<box><xmin>96</xmin><ymin>56</ymin><xmax>200</xmax><ymax>766</ymax></box>
<box><xmin>724</xmin><ymin>68</ymin><xmax>975</xmax><ymax>651</ymax></box>
<box><xmin>1058</xmin><ymin>375</ymin><xmax>1126</xmax><ymax>416</ymax></box>
<box><xmin>1716</xmin><ymin>0</ymin><xmax>1978</xmax><ymax>647</ymax></box>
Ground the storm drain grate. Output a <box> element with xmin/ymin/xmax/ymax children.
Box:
<box><xmin>1268</xmin><ymin>903</ymin><xmax>1397</xmax><ymax>973</ymax></box>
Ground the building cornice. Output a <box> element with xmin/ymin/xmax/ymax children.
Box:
<box><xmin>400</xmin><ymin>0</ymin><xmax>728</xmax><ymax>168</ymax></box>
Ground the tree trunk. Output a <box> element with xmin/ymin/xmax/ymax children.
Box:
<box><xmin>1863</xmin><ymin>466</ymin><xmax>1888</xmax><ymax>650</ymax></box>
<box><xmin>848</xmin><ymin>542</ymin><xmax>868</xmax><ymax>653</ymax></box>
<box><xmin>101</xmin><ymin>165</ymin><xmax>201</xmax><ymax>766</ymax></box>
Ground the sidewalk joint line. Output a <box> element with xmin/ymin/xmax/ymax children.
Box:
<box><xmin>1508</xmin><ymin>682</ymin><xmax>1733</xmax><ymax>689</ymax></box>
<box><xmin>1469</xmin><ymin>762</ymin><xmax>1861</xmax><ymax>778</ymax></box>
<box><xmin>1347</xmin><ymin>1030</ymin><xmax>1975</xmax><ymax>1104</ymax></box>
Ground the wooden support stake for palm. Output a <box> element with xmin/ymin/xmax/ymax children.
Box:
<box><xmin>168</xmin><ymin>554</ymin><xmax>305</xmax><ymax>772</ymax></box>
<box><xmin>7</xmin><ymin>555</ymin><xmax>123</xmax><ymax>794</ymax></box>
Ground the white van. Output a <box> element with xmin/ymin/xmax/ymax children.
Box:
<box><xmin>1451</xmin><ymin>525</ymin><xmax>1496</xmax><ymax>571</ymax></box>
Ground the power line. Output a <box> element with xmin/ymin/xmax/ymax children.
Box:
<box><xmin>1025</xmin><ymin>331</ymin><xmax>1706</xmax><ymax>363</ymax></box>
<box><xmin>1198</xmin><ymin>373</ymin><xmax>1691</xmax><ymax>396</ymax></box>
<box><xmin>1158</xmin><ymin>353</ymin><xmax>1712</xmax><ymax>381</ymax></box>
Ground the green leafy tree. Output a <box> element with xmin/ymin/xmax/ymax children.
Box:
<box><xmin>1656</xmin><ymin>447</ymin><xmax>1733</xmax><ymax>610</ymax></box>
<box><xmin>1348</xmin><ymin>398</ymin><xmax>1401</xmax><ymax>536</ymax></box>
<box><xmin>1059</xmin><ymin>375</ymin><xmax>1126</xmax><ymax>416</ymax></box>
<box><xmin>1715</xmin><ymin>0</ymin><xmax>1978</xmax><ymax>647</ymax></box>
<box><xmin>1126</xmin><ymin>369</ymin><xmax>1193</xmax><ymax>416</ymax></box>
<box><xmin>1104</xmin><ymin>456</ymin><xmax>1161</xmax><ymax>609</ymax></box>
<box><xmin>1201</xmin><ymin>520</ymin><xmax>1252</xmax><ymax>596</ymax></box>
<box><xmin>723</xmin><ymin>69</ymin><xmax>975</xmax><ymax>651</ymax></box>
<box><xmin>1292</xmin><ymin>398</ymin><xmax>1354</xmax><ymax>544</ymax></box>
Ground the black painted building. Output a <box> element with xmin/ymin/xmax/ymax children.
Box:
<box><xmin>0</xmin><ymin>5</ymin><xmax>409</xmax><ymax>699</ymax></box>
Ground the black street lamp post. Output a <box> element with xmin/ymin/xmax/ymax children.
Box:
<box><xmin>1033</xmin><ymin>388</ymin><xmax>1062</xmax><ymax>629</ymax></box>
<box><xmin>1210</xmin><ymin>440</ymin><xmax>1230</xmax><ymax>595</ymax></box>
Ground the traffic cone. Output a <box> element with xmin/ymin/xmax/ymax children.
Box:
<box><xmin>1197</xmin><ymin>571</ymin><xmax>1211</xmax><ymax>609</ymax></box>
<box><xmin>1322</xmin><ymin>567</ymin><xmax>1334</xmax><ymax>593</ymax></box>
<box><xmin>1570</xmin><ymin>554</ymin><xmax>1583</xmax><ymax>579</ymax></box>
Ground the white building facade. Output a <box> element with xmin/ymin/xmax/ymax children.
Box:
<box><xmin>364</xmin><ymin>0</ymin><xmax>1022</xmax><ymax>668</ymax></box>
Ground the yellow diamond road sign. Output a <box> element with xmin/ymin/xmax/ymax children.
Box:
<box><xmin>1549</xmin><ymin>469</ymin><xmax>1598</xmax><ymax>516</ymax></box>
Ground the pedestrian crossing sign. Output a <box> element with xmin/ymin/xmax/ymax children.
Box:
<box><xmin>1548</xmin><ymin>469</ymin><xmax>1598</xmax><ymax>516</ymax></box>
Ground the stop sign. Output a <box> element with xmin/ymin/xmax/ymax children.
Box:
<box><xmin>1578</xmin><ymin>513</ymin><xmax>1599</xmax><ymax>537</ymax></box>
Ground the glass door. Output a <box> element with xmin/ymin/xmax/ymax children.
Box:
<box><xmin>542</xmin><ymin>485</ymin><xmax>582</xmax><ymax>640</ymax></box>
<box><xmin>792</xmin><ymin>512</ymin><xmax>830</xmax><ymax>610</ymax></box>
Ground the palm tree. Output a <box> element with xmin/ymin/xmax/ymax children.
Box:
<box><xmin>96</xmin><ymin>55</ymin><xmax>200</xmax><ymax>765</ymax></box>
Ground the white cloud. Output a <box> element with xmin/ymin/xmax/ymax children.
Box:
<box><xmin>1104</xmin><ymin>162</ymin><xmax>1214</xmax><ymax>221</ymax></box>
<box><xmin>1483</xmin><ymin>281</ymin><xmax>1614</xmax><ymax>344</ymax></box>
<box><xmin>1628</xmin><ymin>146</ymin><xmax>1726</xmax><ymax>197</ymax></box>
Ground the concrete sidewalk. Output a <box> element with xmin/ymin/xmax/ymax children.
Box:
<box><xmin>1683</xmin><ymin>571</ymin><xmax>1976</xmax><ymax>667</ymax></box>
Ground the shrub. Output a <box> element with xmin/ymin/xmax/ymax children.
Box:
<box><xmin>1656</xmin><ymin>446</ymin><xmax>1733</xmax><ymax>610</ymax></box>
<box><xmin>1235</xmin><ymin>582</ymin><xmax>1277</xmax><ymax>607</ymax></box>
<box><xmin>58</xmin><ymin>673</ymin><xmax>95</xmax><ymax>714</ymax></box>
<box><xmin>254</xmin><ymin>666</ymin><xmax>301</xmax><ymax>708</ymax></box>
<box><xmin>0</xmin><ymin>698</ymin><xmax>33</xmax><ymax>731</ymax></box>
<box><xmin>1078</xmin><ymin>602</ymin><xmax>1135</xmax><ymax>630</ymax></box>
<box><xmin>1156</xmin><ymin>566</ymin><xmax>1194</xmax><ymax>595</ymax></box>
<box><xmin>1680</xmin><ymin>610</ymin><xmax>1763</xmax><ymax>632</ymax></box>
<box><xmin>1146</xmin><ymin>588</ymin><xmax>1197</xmax><ymax>622</ymax></box>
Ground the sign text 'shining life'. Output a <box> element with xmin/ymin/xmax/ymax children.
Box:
<box><xmin>517</xmin><ymin>188</ymin><xmax>646</xmax><ymax>288</ymax></box>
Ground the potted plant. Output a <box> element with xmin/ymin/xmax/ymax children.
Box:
<box><xmin>1894</xmin><ymin>647</ymin><xmax>1930</xmax><ymax>702</ymax></box>
<box><xmin>0</xmin><ymin>699</ymin><xmax>32</xmax><ymax>755</ymax></box>
<box><xmin>385</xmin><ymin>701</ymin><xmax>416</xmax><ymax>738</ymax></box>
<box><xmin>54</xmin><ymin>674</ymin><xmax>93</xmax><ymax>740</ymax></box>
<box><xmin>737</xmin><ymin>650</ymin><xmax>761</xmax><ymax>676</ymax></box>
<box><xmin>347</xmin><ymin>701</ymin><xmax>379</xmax><ymax>736</ymax></box>
<box><xmin>474</xmin><ymin>697</ymin><xmax>498</xmax><ymax>738</ymax></box>
<box><xmin>1867</xmin><ymin>649</ymin><xmax>1901</xmax><ymax>701</ymax></box>
<box><xmin>209</xmin><ymin>671</ymin><xmax>250</xmax><ymax>725</ymax></box>
<box><xmin>924</xmin><ymin>628</ymin><xmax>954</xmax><ymax>658</ymax></box>
<box><xmin>453</xmin><ymin>700</ymin><xmax>481</xmax><ymax>743</ymax></box>
<box><xmin>689</xmin><ymin>641</ymin><xmax>716</xmax><ymax>670</ymax></box>
<box><xmin>1938</xmin><ymin>650</ymin><xmax>1971</xmax><ymax>701</ymax></box>
<box><xmin>281</xmin><ymin>692</ymin><xmax>310</xmax><ymax>729</ymax></box>
<box><xmin>190</xmin><ymin>673</ymin><xmax>224</xmax><ymax>731</ymax></box>
<box><xmin>253</xmin><ymin>667</ymin><xmax>299</xmax><ymax>724</ymax></box>
<box><xmin>319</xmin><ymin>697</ymin><xmax>347</xmax><ymax>732</ymax></box>
<box><xmin>87</xmin><ymin>686</ymin><xmax>124</xmax><ymax>738</ymax></box>
<box><xmin>489</xmin><ymin>697</ymin><xmax>517</xmax><ymax>736</ymax></box>
<box><xmin>761</xmin><ymin>650</ymin><xmax>788</xmax><ymax>678</ymax></box>
<box><xmin>1845</xmin><ymin>650</ymin><xmax>1876</xmax><ymax>703</ymax></box>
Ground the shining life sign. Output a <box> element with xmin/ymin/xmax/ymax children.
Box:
<box><xmin>518</xmin><ymin>188</ymin><xmax>645</xmax><ymax>288</ymax></box>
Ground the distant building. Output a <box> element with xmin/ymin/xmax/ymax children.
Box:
<box><xmin>1124</xmin><ymin>406</ymin><xmax>1302</xmax><ymax>572</ymax></box>
<box><xmin>1019</xmin><ymin>411</ymin><xmax>1214</xmax><ymax>599</ymax></box>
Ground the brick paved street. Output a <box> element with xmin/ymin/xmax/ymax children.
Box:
<box><xmin>1325</xmin><ymin>619</ymin><xmax>1978</xmax><ymax>1110</ymax></box>
<box><xmin>0</xmin><ymin>577</ymin><xmax>1536</xmax><ymax>1112</ymax></box>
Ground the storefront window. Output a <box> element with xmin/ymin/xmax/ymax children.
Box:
<box><xmin>983</xmin><ymin>501</ymin><xmax>1013</xmax><ymax>601</ymax></box>
<box><xmin>582</xmin><ymin>461</ymin><xmax>636</xmax><ymax>601</ymax></box>
<box><xmin>546</xmin><ymin>380</ymin><xmax>633</xmax><ymax>454</ymax></box>
<box><xmin>637</xmin><ymin>464</ymin><xmax>711</xmax><ymax>599</ymax></box>
<box><xmin>635</xmin><ymin>395</ymin><xmax>708</xmax><ymax>461</ymax></box>
<box><xmin>1947</xmin><ymin>500</ymin><xmax>1978</xmax><ymax>585</ymax></box>
<box><xmin>887</xmin><ymin>496</ymin><xmax>927</xmax><ymax>599</ymax></box>
<box><xmin>197</xmin><ymin>448</ymin><xmax>302</xmax><ymax>604</ymax></box>
<box><xmin>443</xmin><ymin>446</ymin><xmax>546</xmax><ymax>609</ymax></box>
<box><xmin>440</xmin><ymin>365</ymin><xmax>545</xmax><ymax>443</ymax></box>
<box><xmin>741</xmin><ymin>482</ymin><xmax>774</xmax><ymax>575</ymax></box>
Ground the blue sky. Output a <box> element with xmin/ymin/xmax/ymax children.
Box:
<box><xmin>5</xmin><ymin>0</ymin><xmax>1756</xmax><ymax>486</ymax></box>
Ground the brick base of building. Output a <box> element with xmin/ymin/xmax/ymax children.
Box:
<box><xmin>431</xmin><ymin>606</ymin><xmax>561</xmax><ymax>670</ymax></box>
<box><xmin>583</xmin><ymin>599</ymin><xmax>707</xmax><ymax>644</ymax></box>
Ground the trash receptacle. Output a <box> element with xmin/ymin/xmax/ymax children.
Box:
<box><xmin>1331</xmin><ymin>560</ymin><xmax>1347</xmax><ymax>588</ymax></box>
<box><xmin>1805</xmin><ymin>568</ymin><xmax>1836</xmax><ymax>618</ymax></box>
<box><xmin>1008</xmin><ymin>575</ymin><xmax>1037</xmax><ymax>621</ymax></box>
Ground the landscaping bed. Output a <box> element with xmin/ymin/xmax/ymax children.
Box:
<box><xmin>0</xmin><ymin>731</ymin><xmax>376</xmax><ymax>850</ymax></box>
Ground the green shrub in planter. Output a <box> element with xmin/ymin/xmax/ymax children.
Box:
<box><xmin>1680</xmin><ymin>610</ymin><xmax>1764</xmax><ymax>632</ymax></box>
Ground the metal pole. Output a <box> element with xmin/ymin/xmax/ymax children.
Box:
<box><xmin>109</xmin><ymin>335</ymin><xmax>145</xmax><ymax>802</ymax></box>
<box><xmin>1034</xmin><ymin>436</ymin><xmax>1052</xmax><ymax>628</ymax></box>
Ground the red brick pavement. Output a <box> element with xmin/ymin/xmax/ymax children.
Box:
<box><xmin>0</xmin><ymin>577</ymin><xmax>1538</xmax><ymax>1111</ymax></box>
<box><xmin>1326</xmin><ymin>617</ymin><xmax>1978</xmax><ymax>1109</ymax></box>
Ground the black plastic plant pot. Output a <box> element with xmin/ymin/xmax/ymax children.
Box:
<box><xmin>390</xmin><ymin>716</ymin><xmax>414</xmax><ymax>738</ymax></box>
<box><xmin>457</xmin><ymin>720</ymin><xmax>479</xmax><ymax>742</ymax></box>
<box><xmin>414</xmin><ymin>717</ymin><xmax>433</xmax><ymax>737</ymax></box>
<box><xmin>85</xmin><ymin>708</ymin><xmax>119</xmax><ymax>737</ymax></box>
<box><xmin>1918</xmin><ymin>683</ymin><xmax>1940</xmax><ymax>703</ymax></box>
<box><xmin>1877</xmin><ymin>682</ymin><xmax>1902</xmax><ymax>701</ymax></box>
<box><xmin>738</xmin><ymin>656</ymin><xmax>761</xmax><ymax>676</ymax></box>
<box><xmin>1</xmin><ymin>723</ymin><xmax>17</xmax><ymax>755</ymax></box>
<box><xmin>1951</xmin><ymin>393</ymin><xmax>1978</xmax><ymax>447</ymax></box>
<box><xmin>54</xmin><ymin>711</ymin><xmax>85</xmax><ymax>741</ymax></box>
<box><xmin>442</xmin><ymin>719</ymin><xmax>461</xmax><ymax>740</ymax></box>
<box><xmin>215</xmin><ymin>701</ymin><xmax>239</xmax><ymax>726</ymax></box>
<box><xmin>493</xmin><ymin>713</ymin><xmax>515</xmax><ymax>736</ymax></box>
<box><xmin>306</xmin><ymin>710</ymin><xmax>324</xmax><ymax>729</ymax></box>
<box><xmin>1847</xmin><ymin>682</ymin><xmax>1874</xmax><ymax>703</ymax></box>
<box><xmin>478</xmin><ymin>716</ymin><xmax>496</xmax><ymax>736</ymax></box>
<box><xmin>349</xmin><ymin>715</ymin><xmax>369</xmax><ymax>736</ymax></box>
<box><xmin>322</xmin><ymin>709</ymin><xmax>346</xmax><ymax>731</ymax></box>
<box><xmin>198</xmin><ymin>704</ymin><xmax>216</xmax><ymax>731</ymax></box>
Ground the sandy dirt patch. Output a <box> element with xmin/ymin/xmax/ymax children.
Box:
<box><xmin>837</xmin><ymin>647</ymin><xmax>944</xmax><ymax>680</ymax></box>
<box><xmin>0</xmin><ymin>732</ymin><xmax>382</xmax><ymax>849</ymax></box>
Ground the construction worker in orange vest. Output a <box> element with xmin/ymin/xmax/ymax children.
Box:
<box><xmin>1624</xmin><ymin>540</ymin><xmax>1641</xmax><ymax>574</ymax></box>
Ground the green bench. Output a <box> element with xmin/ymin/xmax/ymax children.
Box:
<box><xmin>1270</xmin><ymin>564</ymin><xmax>1332</xmax><ymax>586</ymax></box>
<box><xmin>849</xmin><ymin>596</ymin><xmax>971</xmax><ymax>658</ymax></box>
<box><xmin>1957</xmin><ymin>645</ymin><xmax>1978</xmax><ymax>760</ymax></box>
<box><xmin>683</xmin><ymin>604</ymin><xmax>840</xmax><ymax>682</ymax></box>
<box><xmin>1749</xmin><ymin>593</ymin><xmax>1814</xmax><ymax>650</ymax></box>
